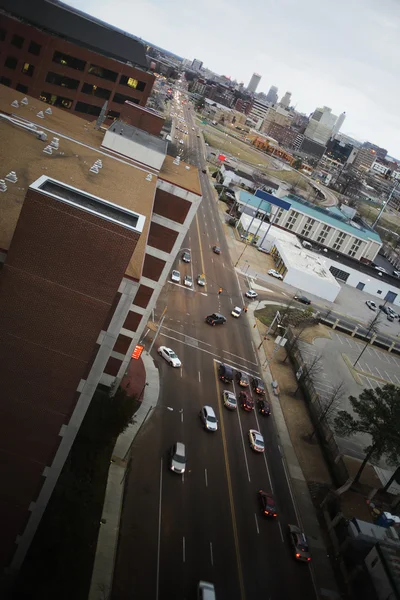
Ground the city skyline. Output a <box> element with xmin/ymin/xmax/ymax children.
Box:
<box><xmin>65</xmin><ymin>0</ymin><xmax>399</xmax><ymax>157</ymax></box>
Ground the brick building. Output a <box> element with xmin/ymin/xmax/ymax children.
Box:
<box><xmin>0</xmin><ymin>86</ymin><xmax>202</xmax><ymax>576</ymax></box>
<box><xmin>263</xmin><ymin>122</ymin><xmax>298</xmax><ymax>148</ymax></box>
<box><xmin>0</xmin><ymin>0</ymin><xmax>155</xmax><ymax>122</ymax></box>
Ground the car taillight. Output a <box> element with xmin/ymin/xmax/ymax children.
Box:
<box><xmin>265</xmin><ymin>510</ymin><xmax>269</xmax><ymax>515</ymax></box>
<box><xmin>273</xmin><ymin>513</ymin><xmax>277</xmax><ymax>517</ymax></box>
<box><xmin>307</xmin><ymin>557</ymin><xmax>311</xmax><ymax>561</ymax></box>
<box><xmin>296</xmin><ymin>553</ymin><xmax>300</xmax><ymax>558</ymax></box>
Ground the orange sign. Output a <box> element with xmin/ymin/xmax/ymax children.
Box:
<box><xmin>131</xmin><ymin>344</ymin><xmax>144</xmax><ymax>360</ymax></box>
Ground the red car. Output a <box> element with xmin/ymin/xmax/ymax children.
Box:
<box><xmin>258</xmin><ymin>490</ymin><xmax>277</xmax><ymax>517</ymax></box>
<box><xmin>239</xmin><ymin>390</ymin><xmax>254</xmax><ymax>412</ymax></box>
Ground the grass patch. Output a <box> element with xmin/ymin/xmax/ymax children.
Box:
<box><xmin>255</xmin><ymin>305</ymin><xmax>283</xmax><ymax>326</ymax></box>
<box><xmin>13</xmin><ymin>388</ymin><xmax>140</xmax><ymax>600</ymax></box>
<box><xmin>358</xmin><ymin>202</ymin><xmax>400</xmax><ymax>235</ymax></box>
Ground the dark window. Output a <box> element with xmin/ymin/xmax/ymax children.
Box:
<box><xmin>88</xmin><ymin>63</ymin><xmax>117</xmax><ymax>82</ymax></box>
<box><xmin>75</xmin><ymin>101</ymin><xmax>101</xmax><ymax>117</ymax></box>
<box><xmin>21</xmin><ymin>62</ymin><xmax>34</xmax><ymax>77</ymax></box>
<box><xmin>11</xmin><ymin>34</ymin><xmax>24</xmax><ymax>49</ymax></box>
<box><xmin>52</xmin><ymin>50</ymin><xmax>86</xmax><ymax>72</ymax></box>
<box><xmin>107</xmin><ymin>110</ymin><xmax>120</xmax><ymax>120</ymax></box>
<box><xmin>119</xmin><ymin>74</ymin><xmax>146</xmax><ymax>91</ymax></box>
<box><xmin>45</xmin><ymin>71</ymin><xmax>80</xmax><ymax>90</ymax></box>
<box><xmin>377</xmin><ymin>290</ymin><xmax>382</xmax><ymax>295</ymax></box>
<box><xmin>16</xmin><ymin>83</ymin><xmax>28</xmax><ymax>93</ymax></box>
<box><xmin>4</xmin><ymin>56</ymin><xmax>18</xmax><ymax>70</ymax></box>
<box><xmin>81</xmin><ymin>82</ymin><xmax>111</xmax><ymax>100</ymax></box>
<box><xmin>40</xmin><ymin>91</ymin><xmax>73</xmax><ymax>109</ymax></box>
<box><xmin>329</xmin><ymin>266</ymin><xmax>349</xmax><ymax>282</ymax></box>
<box><xmin>28</xmin><ymin>41</ymin><xmax>41</xmax><ymax>56</ymax></box>
<box><xmin>113</xmin><ymin>92</ymin><xmax>139</xmax><ymax>105</ymax></box>
<box><xmin>0</xmin><ymin>28</ymin><xmax>6</xmax><ymax>42</ymax></box>
<box><xmin>0</xmin><ymin>76</ymin><xmax>11</xmax><ymax>86</ymax></box>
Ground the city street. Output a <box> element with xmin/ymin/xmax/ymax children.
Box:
<box><xmin>111</xmin><ymin>92</ymin><xmax>317</xmax><ymax>600</ymax></box>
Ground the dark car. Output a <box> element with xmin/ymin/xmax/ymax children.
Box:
<box><xmin>236</xmin><ymin>371</ymin><xmax>249</xmax><ymax>387</ymax></box>
<box><xmin>388</xmin><ymin>313</ymin><xmax>395</xmax><ymax>322</ymax></box>
<box><xmin>257</xmin><ymin>398</ymin><xmax>271</xmax><ymax>416</ymax></box>
<box><xmin>182</xmin><ymin>251</ymin><xmax>191</xmax><ymax>263</ymax></box>
<box><xmin>258</xmin><ymin>490</ymin><xmax>277</xmax><ymax>517</ymax></box>
<box><xmin>239</xmin><ymin>391</ymin><xmax>254</xmax><ymax>412</ymax></box>
<box><xmin>251</xmin><ymin>377</ymin><xmax>265</xmax><ymax>395</ymax></box>
<box><xmin>219</xmin><ymin>364</ymin><xmax>234</xmax><ymax>383</ymax></box>
<box><xmin>288</xmin><ymin>524</ymin><xmax>311</xmax><ymax>562</ymax></box>
<box><xmin>294</xmin><ymin>295</ymin><xmax>311</xmax><ymax>305</ymax></box>
<box><xmin>202</xmin><ymin>169</ymin><xmax>207</xmax><ymax>174</ymax></box>
<box><xmin>212</xmin><ymin>245</ymin><xmax>221</xmax><ymax>254</ymax></box>
<box><xmin>205</xmin><ymin>313</ymin><xmax>226</xmax><ymax>326</ymax></box>
<box><xmin>379</xmin><ymin>304</ymin><xmax>390</xmax><ymax>315</ymax></box>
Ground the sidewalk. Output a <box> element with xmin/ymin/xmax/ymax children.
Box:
<box><xmin>247</xmin><ymin>304</ymin><xmax>340</xmax><ymax>600</ymax></box>
<box><xmin>88</xmin><ymin>351</ymin><xmax>160</xmax><ymax>600</ymax></box>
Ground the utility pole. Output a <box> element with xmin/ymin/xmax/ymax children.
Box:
<box><xmin>148</xmin><ymin>306</ymin><xmax>167</xmax><ymax>355</ymax></box>
<box><xmin>372</xmin><ymin>182</ymin><xmax>399</xmax><ymax>229</ymax></box>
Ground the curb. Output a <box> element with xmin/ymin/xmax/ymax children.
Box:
<box><xmin>88</xmin><ymin>351</ymin><xmax>160</xmax><ymax>600</ymax></box>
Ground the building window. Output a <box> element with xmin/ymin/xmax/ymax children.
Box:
<box><xmin>107</xmin><ymin>110</ymin><xmax>120</xmax><ymax>120</ymax></box>
<box><xmin>75</xmin><ymin>101</ymin><xmax>102</xmax><ymax>117</ymax></box>
<box><xmin>285</xmin><ymin>210</ymin><xmax>299</xmax><ymax>231</ymax></box>
<box><xmin>0</xmin><ymin>28</ymin><xmax>6</xmax><ymax>42</ymax></box>
<box><xmin>301</xmin><ymin>217</ymin><xmax>315</xmax><ymax>237</ymax></box>
<box><xmin>21</xmin><ymin>62</ymin><xmax>34</xmax><ymax>77</ymax></box>
<box><xmin>11</xmin><ymin>34</ymin><xmax>24</xmax><ymax>49</ymax></box>
<box><xmin>274</xmin><ymin>208</ymin><xmax>284</xmax><ymax>224</ymax></box>
<box><xmin>113</xmin><ymin>92</ymin><xmax>140</xmax><ymax>105</ymax></box>
<box><xmin>348</xmin><ymin>239</ymin><xmax>363</xmax><ymax>258</ymax></box>
<box><xmin>0</xmin><ymin>76</ymin><xmax>11</xmax><ymax>86</ymax></box>
<box><xmin>40</xmin><ymin>91</ymin><xmax>73</xmax><ymax>109</ymax></box>
<box><xmin>4</xmin><ymin>56</ymin><xmax>18</xmax><ymax>70</ymax></box>
<box><xmin>332</xmin><ymin>231</ymin><xmax>346</xmax><ymax>251</ymax></box>
<box><xmin>28</xmin><ymin>41</ymin><xmax>41</xmax><ymax>56</ymax></box>
<box><xmin>119</xmin><ymin>75</ymin><xmax>146</xmax><ymax>91</ymax></box>
<box><xmin>81</xmin><ymin>82</ymin><xmax>111</xmax><ymax>100</ymax></box>
<box><xmin>45</xmin><ymin>71</ymin><xmax>80</xmax><ymax>90</ymax></box>
<box><xmin>16</xmin><ymin>83</ymin><xmax>28</xmax><ymax>93</ymax></box>
<box><xmin>88</xmin><ymin>64</ymin><xmax>118</xmax><ymax>82</ymax></box>
<box><xmin>316</xmin><ymin>224</ymin><xmax>331</xmax><ymax>244</ymax></box>
<box><xmin>52</xmin><ymin>50</ymin><xmax>86</xmax><ymax>72</ymax></box>
<box><xmin>377</xmin><ymin>290</ymin><xmax>382</xmax><ymax>295</ymax></box>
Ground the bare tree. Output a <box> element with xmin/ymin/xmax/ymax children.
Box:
<box><xmin>295</xmin><ymin>353</ymin><xmax>323</xmax><ymax>392</ymax></box>
<box><xmin>307</xmin><ymin>380</ymin><xmax>346</xmax><ymax>441</ymax></box>
<box><xmin>353</xmin><ymin>312</ymin><xmax>382</xmax><ymax>368</ymax></box>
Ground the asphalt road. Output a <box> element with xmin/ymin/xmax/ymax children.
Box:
<box><xmin>111</xmin><ymin>91</ymin><xmax>317</xmax><ymax>600</ymax></box>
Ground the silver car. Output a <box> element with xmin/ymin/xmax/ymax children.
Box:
<box><xmin>170</xmin><ymin>442</ymin><xmax>186</xmax><ymax>474</ymax></box>
<box><xmin>184</xmin><ymin>275</ymin><xmax>193</xmax><ymax>287</ymax></box>
<box><xmin>199</xmin><ymin>406</ymin><xmax>218</xmax><ymax>432</ymax></box>
<box><xmin>171</xmin><ymin>270</ymin><xmax>180</xmax><ymax>283</ymax></box>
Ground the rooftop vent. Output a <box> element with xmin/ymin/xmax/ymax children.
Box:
<box><xmin>43</xmin><ymin>145</ymin><xmax>53</xmax><ymax>155</ymax></box>
<box><xmin>94</xmin><ymin>159</ymin><xmax>103</xmax><ymax>169</ymax></box>
<box><xmin>37</xmin><ymin>111</ymin><xmax>44</xmax><ymax>119</ymax></box>
<box><xmin>45</xmin><ymin>107</ymin><xmax>52</xmax><ymax>115</ymax></box>
<box><xmin>146</xmin><ymin>173</ymin><xmax>153</xmax><ymax>182</ymax></box>
<box><xmin>0</xmin><ymin>180</ymin><xmax>7</xmax><ymax>192</ymax></box>
<box><xmin>89</xmin><ymin>164</ymin><xmax>99</xmax><ymax>174</ymax></box>
<box><xmin>21</xmin><ymin>97</ymin><xmax>28</xmax><ymax>105</ymax></box>
<box><xmin>5</xmin><ymin>171</ymin><xmax>18</xmax><ymax>183</ymax></box>
<box><xmin>11</xmin><ymin>100</ymin><xmax>19</xmax><ymax>108</ymax></box>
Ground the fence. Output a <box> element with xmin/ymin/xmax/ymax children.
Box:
<box><xmin>286</xmin><ymin>328</ymin><xmax>349</xmax><ymax>486</ymax></box>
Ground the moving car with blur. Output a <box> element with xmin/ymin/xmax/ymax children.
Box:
<box><xmin>258</xmin><ymin>490</ymin><xmax>277</xmax><ymax>517</ymax></box>
<box><xmin>248</xmin><ymin>429</ymin><xmax>265</xmax><ymax>452</ymax></box>
<box><xmin>288</xmin><ymin>524</ymin><xmax>311</xmax><ymax>562</ymax></box>
<box><xmin>157</xmin><ymin>346</ymin><xmax>182</xmax><ymax>368</ymax></box>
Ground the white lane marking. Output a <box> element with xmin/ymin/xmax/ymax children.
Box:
<box><xmin>204</xmin><ymin>468</ymin><xmax>208</xmax><ymax>487</ymax></box>
<box><xmin>344</xmin><ymin>337</ymin><xmax>354</xmax><ymax>347</ymax></box>
<box><xmin>372</xmin><ymin>348</ymin><xmax>381</xmax><ymax>358</ymax></box>
<box><xmin>278</xmin><ymin>521</ymin><xmax>284</xmax><ymax>542</ymax></box>
<box><xmin>254</xmin><ymin>513</ymin><xmax>260</xmax><ymax>534</ymax></box>
<box><xmin>156</xmin><ymin>458</ymin><xmax>163</xmax><ymax>600</ymax></box>
<box><xmin>253</xmin><ymin>409</ymin><xmax>274</xmax><ymax>492</ymax></box>
<box><xmin>394</xmin><ymin>374</ymin><xmax>400</xmax><ymax>385</ymax></box>
<box><xmin>181</xmin><ymin>367</ymin><xmax>183</xmax><ymax>378</ymax></box>
<box><xmin>210</xmin><ymin>542</ymin><xmax>214</xmax><ymax>566</ymax></box>
<box><xmin>375</xmin><ymin>367</ymin><xmax>384</xmax><ymax>379</ymax></box>
<box><xmin>198</xmin><ymin>370</ymin><xmax>201</xmax><ymax>383</ymax></box>
<box><xmin>183</xmin><ymin>537</ymin><xmax>186</xmax><ymax>563</ymax></box>
<box><xmin>229</xmin><ymin>297</ymin><xmax>233</xmax><ymax>305</ymax></box>
<box><xmin>215</xmin><ymin>357</ymin><xmax>260</xmax><ymax>376</ymax></box>
<box><xmin>363</xmin><ymin>362</ymin><xmax>372</xmax><ymax>373</ymax></box>
<box><xmin>280</xmin><ymin>453</ymin><xmax>301</xmax><ymax>526</ymax></box>
<box><xmin>161</xmin><ymin>326</ymin><xmax>212</xmax><ymax>347</ymax></box>
<box><xmin>222</xmin><ymin>262</ymin><xmax>225</xmax><ymax>268</ymax></box>
<box><xmin>251</xmin><ymin>341</ymin><xmax>256</xmax><ymax>356</ymax></box>
<box><xmin>384</xmin><ymin>371</ymin><xmax>394</xmax><ymax>383</ymax></box>
<box><xmin>335</xmin><ymin>334</ymin><xmax>344</xmax><ymax>344</ymax></box>
<box><xmin>388</xmin><ymin>354</ymin><xmax>398</xmax><ymax>366</ymax></box>
<box><xmin>235</xmin><ymin>395</ymin><xmax>251</xmax><ymax>482</ymax></box>
<box><xmin>222</xmin><ymin>350</ymin><xmax>258</xmax><ymax>368</ymax></box>
<box><xmin>200</xmin><ymin>292</ymin><xmax>208</xmax><ymax>297</ymax></box>
<box><xmin>181</xmin><ymin>410</ymin><xmax>184</xmax><ymax>423</ymax></box>
<box><xmin>169</xmin><ymin>280</ymin><xmax>195</xmax><ymax>292</ymax></box>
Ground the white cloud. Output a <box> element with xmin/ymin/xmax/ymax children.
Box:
<box><xmin>66</xmin><ymin>0</ymin><xmax>400</xmax><ymax>156</ymax></box>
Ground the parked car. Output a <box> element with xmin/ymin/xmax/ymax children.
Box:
<box><xmin>294</xmin><ymin>295</ymin><xmax>311</xmax><ymax>305</ymax></box>
<box><xmin>171</xmin><ymin>270</ymin><xmax>181</xmax><ymax>283</ymax></box>
<box><xmin>366</xmin><ymin>300</ymin><xmax>377</xmax><ymax>311</ymax></box>
<box><xmin>184</xmin><ymin>275</ymin><xmax>193</xmax><ymax>287</ymax></box>
<box><xmin>379</xmin><ymin>304</ymin><xmax>391</xmax><ymax>315</ymax></box>
<box><xmin>197</xmin><ymin>274</ymin><xmax>206</xmax><ymax>286</ymax></box>
<box><xmin>268</xmin><ymin>269</ymin><xmax>283</xmax><ymax>280</ymax></box>
<box><xmin>219</xmin><ymin>364</ymin><xmax>234</xmax><ymax>383</ymax></box>
<box><xmin>287</xmin><ymin>524</ymin><xmax>311</xmax><ymax>562</ymax></box>
<box><xmin>182</xmin><ymin>251</ymin><xmax>191</xmax><ymax>263</ymax></box>
<box><xmin>199</xmin><ymin>406</ymin><xmax>218</xmax><ymax>432</ymax></box>
<box><xmin>205</xmin><ymin>313</ymin><xmax>226</xmax><ymax>326</ymax></box>
<box><xmin>375</xmin><ymin>266</ymin><xmax>387</xmax><ymax>273</ymax></box>
<box><xmin>157</xmin><ymin>346</ymin><xmax>182</xmax><ymax>368</ymax></box>
<box><xmin>169</xmin><ymin>442</ymin><xmax>186</xmax><ymax>474</ymax></box>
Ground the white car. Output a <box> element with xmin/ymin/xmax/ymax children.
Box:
<box><xmin>184</xmin><ymin>275</ymin><xmax>193</xmax><ymax>287</ymax></box>
<box><xmin>192</xmin><ymin>127</ymin><xmax>195</xmax><ymax>131</ymax></box>
<box><xmin>222</xmin><ymin>390</ymin><xmax>237</xmax><ymax>410</ymax></box>
<box><xmin>179</xmin><ymin>139</ymin><xmax>184</xmax><ymax>145</ymax></box>
<box><xmin>157</xmin><ymin>346</ymin><xmax>182</xmax><ymax>367</ymax></box>
<box><xmin>197</xmin><ymin>274</ymin><xmax>206</xmax><ymax>286</ymax></box>
<box><xmin>268</xmin><ymin>269</ymin><xmax>283</xmax><ymax>280</ymax></box>
<box><xmin>366</xmin><ymin>300</ymin><xmax>377</xmax><ymax>311</ymax></box>
<box><xmin>249</xmin><ymin>429</ymin><xmax>265</xmax><ymax>452</ymax></box>
<box><xmin>245</xmin><ymin>289</ymin><xmax>258</xmax><ymax>299</ymax></box>
<box><xmin>171</xmin><ymin>270</ymin><xmax>180</xmax><ymax>283</ymax></box>
<box><xmin>231</xmin><ymin>306</ymin><xmax>242</xmax><ymax>318</ymax></box>
<box><xmin>199</xmin><ymin>405</ymin><xmax>218</xmax><ymax>432</ymax></box>
<box><xmin>375</xmin><ymin>266</ymin><xmax>387</xmax><ymax>273</ymax></box>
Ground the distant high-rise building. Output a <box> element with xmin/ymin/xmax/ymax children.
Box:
<box><xmin>192</xmin><ymin>58</ymin><xmax>203</xmax><ymax>71</ymax></box>
<box><xmin>247</xmin><ymin>72</ymin><xmax>261</xmax><ymax>93</ymax></box>
<box><xmin>352</xmin><ymin>147</ymin><xmax>377</xmax><ymax>171</ymax></box>
<box><xmin>362</xmin><ymin>141</ymin><xmax>388</xmax><ymax>161</ymax></box>
<box><xmin>265</xmin><ymin>85</ymin><xmax>278</xmax><ymax>104</ymax></box>
<box><xmin>332</xmin><ymin>111</ymin><xmax>346</xmax><ymax>136</ymax></box>
<box><xmin>279</xmin><ymin>91</ymin><xmax>291</xmax><ymax>108</ymax></box>
<box><xmin>304</xmin><ymin>106</ymin><xmax>338</xmax><ymax>146</ymax></box>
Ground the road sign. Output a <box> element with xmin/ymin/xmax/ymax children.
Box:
<box><xmin>131</xmin><ymin>344</ymin><xmax>144</xmax><ymax>360</ymax></box>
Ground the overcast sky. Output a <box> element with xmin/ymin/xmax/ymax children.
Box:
<box><xmin>66</xmin><ymin>0</ymin><xmax>400</xmax><ymax>157</ymax></box>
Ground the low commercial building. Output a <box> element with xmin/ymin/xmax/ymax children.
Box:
<box><xmin>0</xmin><ymin>85</ymin><xmax>202</xmax><ymax>573</ymax></box>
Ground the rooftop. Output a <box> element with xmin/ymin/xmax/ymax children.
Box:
<box><xmin>236</xmin><ymin>190</ymin><xmax>271</xmax><ymax>214</ymax></box>
<box><xmin>109</xmin><ymin>120</ymin><xmax>168</xmax><ymax>155</ymax></box>
<box><xmin>159</xmin><ymin>155</ymin><xmax>201</xmax><ymax>196</ymax></box>
<box><xmin>276</xmin><ymin>238</ymin><xmax>341</xmax><ymax>286</ymax></box>
<box><xmin>1</xmin><ymin>0</ymin><xmax>148</xmax><ymax>69</ymax></box>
